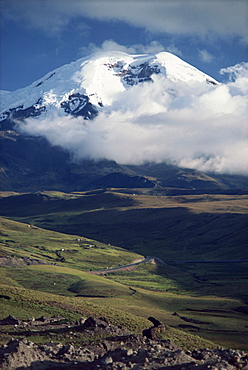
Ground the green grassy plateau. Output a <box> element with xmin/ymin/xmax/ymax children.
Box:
<box><xmin>0</xmin><ymin>189</ymin><xmax>247</xmax><ymax>350</ymax></box>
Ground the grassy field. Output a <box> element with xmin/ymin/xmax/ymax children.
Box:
<box><xmin>0</xmin><ymin>190</ymin><xmax>247</xmax><ymax>350</ymax></box>
<box><xmin>1</xmin><ymin>190</ymin><xmax>247</xmax><ymax>262</ymax></box>
<box><xmin>0</xmin><ymin>283</ymin><xmax>217</xmax><ymax>350</ymax></box>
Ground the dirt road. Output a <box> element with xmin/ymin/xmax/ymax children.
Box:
<box><xmin>87</xmin><ymin>256</ymin><xmax>165</xmax><ymax>275</ymax></box>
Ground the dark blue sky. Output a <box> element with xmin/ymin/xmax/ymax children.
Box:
<box><xmin>1</xmin><ymin>0</ymin><xmax>247</xmax><ymax>91</ymax></box>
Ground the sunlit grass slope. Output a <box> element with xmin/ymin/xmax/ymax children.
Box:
<box><xmin>1</xmin><ymin>190</ymin><xmax>247</xmax><ymax>261</ymax></box>
<box><xmin>0</xmin><ymin>215</ymin><xmax>247</xmax><ymax>350</ymax></box>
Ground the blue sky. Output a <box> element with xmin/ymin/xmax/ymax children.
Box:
<box><xmin>1</xmin><ymin>0</ymin><xmax>247</xmax><ymax>91</ymax></box>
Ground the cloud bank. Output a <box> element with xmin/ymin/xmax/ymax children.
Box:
<box><xmin>20</xmin><ymin>62</ymin><xmax>248</xmax><ymax>175</ymax></box>
<box><xmin>3</xmin><ymin>0</ymin><xmax>248</xmax><ymax>42</ymax></box>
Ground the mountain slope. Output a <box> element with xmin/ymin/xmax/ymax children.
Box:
<box><xmin>0</xmin><ymin>51</ymin><xmax>218</xmax><ymax>122</ymax></box>
<box><xmin>2</xmin><ymin>130</ymin><xmax>242</xmax><ymax>192</ymax></box>
<box><xmin>1</xmin><ymin>130</ymin><xmax>247</xmax><ymax>192</ymax></box>
<box><xmin>1</xmin><ymin>51</ymin><xmax>247</xmax><ymax>192</ymax></box>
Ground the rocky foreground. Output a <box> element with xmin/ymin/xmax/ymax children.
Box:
<box><xmin>0</xmin><ymin>316</ymin><xmax>247</xmax><ymax>370</ymax></box>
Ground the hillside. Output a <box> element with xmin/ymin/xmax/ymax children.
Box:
<box><xmin>0</xmin><ymin>217</ymin><xmax>218</xmax><ymax>346</ymax></box>
<box><xmin>1</xmin><ymin>190</ymin><xmax>247</xmax><ymax>262</ymax></box>
<box><xmin>0</xmin><ymin>190</ymin><xmax>248</xmax><ymax>351</ymax></box>
<box><xmin>2</xmin><ymin>129</ymin><xmax>247</xmax><ymax>192</ymax></box>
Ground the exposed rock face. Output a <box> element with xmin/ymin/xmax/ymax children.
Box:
<box><xmin>1</xmin><ymin>98</ymin><xmax>46</xmax><ymax>121</ymax></box>
<box><xmin>0</xmin><ymin>316</ymin><xmax>247</xmax><ymax>369</ymax></box>
<box><xmin>60</xmin><ymin>93</ymin><xmax>98</xmax><ymax>119</ymax></box>
<box><xmin>111</xmin><ymin>60</ymin><xmax>161</xmax><ymax>86</ymax></box>
<box><xmin>1</xmin><ymin>93</ymin><xmax>98</xmax><ymax>122</ymax></box>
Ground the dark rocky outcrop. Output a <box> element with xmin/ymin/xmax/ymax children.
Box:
<box><xmin>143</xmin><ymin>317</ymin><xmax>167</xmax><ymax>340</ymax></box>
<box><xmin>0</xmin><ymin>315</ymin><xmax>20</xmax><ymax>326</ymax></box>
<box><xmin>60</xmin><ymin>93</ymin><xmax>98</xmax><ymax>119</ymax></box>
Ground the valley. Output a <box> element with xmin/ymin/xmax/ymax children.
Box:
<box><xmin>0</xmin><ymin>189</ymin><xmax>247</xmax><ymax>351</ymax></box>
<box><xmin>0</xmin><ymin>49</ymin><xmax>247</xmax><ymax>363</ymax></box>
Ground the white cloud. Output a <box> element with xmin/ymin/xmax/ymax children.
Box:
<box><xmin>3</xmin><ymin>0</ymin><xmax>248</xmax><ymax>41</ymax></box>
<box><xmin>20</xmin><ymin>62</ymin><xmax>248</xmax><ymax>175</ymax></box>
<box><xmin>220</xmin><ymin>63</ymin><xmax>248</xmax><ymax>98</ymax></box>
<box><xmin>79</xmin><ymin>40</ymin><xmax>137</xmax><ymax>56</ymax></box>
<box><xmin>220</xmin><ymin>62</ymin><xmax>248</xmax><ymax>81</ymax></box>
<box><xmin>198</xmin><ymin>49</ymin><xmax>214</xmax><ymax>63</ymax></box>
<box><xmin>2</xmin><ymin>0</ymin><xmax>70</xmax><ymax>35</ymax></box>
<box><xmin>79</xmin><ymin>40</ymin><xmax>173</xmax><ymax>57</ymax></box>
<box><xmin>136</xmin><ymin>41</ymin><xmax>165</xmax><ymax>55</ymax></box>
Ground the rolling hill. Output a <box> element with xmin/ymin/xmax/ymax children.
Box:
<box><xmin>0</xmin><ymin>214</ymin><xmax>248</xmax><ymax>350</ymax></box>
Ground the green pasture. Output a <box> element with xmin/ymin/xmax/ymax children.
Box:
<box><xmin>0</xmin><ymin>257</ymin><xmax>247</xmax><ymax>349</ymax></box>
<box><xmin>0</xmin><ymin>216</ymin><xmax>141</xmax><ymax>271</ymax></box>
<box><xmin>2</xmin><ymin>190</ymin><xmax>246</xmax><ymax>263</ymax></box>
<box><xmin>0</xmin><ymin>190</ymin><xmax>247</xmax><ymax>350</ymax></box>
<box><xmin>0</xmin><ymin>284</ymin><xmax>216</xmax><ymax>350</ymax></box>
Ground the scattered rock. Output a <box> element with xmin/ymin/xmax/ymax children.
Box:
<box><xmin>34</xmin><ymin>316</ymin><xmax>64</xmax><ymax>325</ymax></box>
<box><xmin>0</xmin><ymin>315</ymin><xmax>247</xmax><ymax>369</ymax></box>
<box><xmin>82</xmin><ymin>316</ymin><xmax>108</xmax><ymax>329</ymax></box>
<box><xmin>102</xmin><ymin>355</ymin><xmax>113</xmax><ymax>364</ymax></box>
<box><xmin>76</xmin><ymin>317</ymin><xmax>86</xmax><ymax>325</ymax></box>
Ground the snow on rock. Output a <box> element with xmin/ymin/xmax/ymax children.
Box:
<box><xmin>0</xmin><ymin>51</ymin><xmax>219</xmax><ymax>122</ymax></box>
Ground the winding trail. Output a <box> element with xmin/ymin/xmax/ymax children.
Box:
<box><xmin>87</xmin><ymin>256</ymin><xmax>165</xmax><ymax>275</ymax></box>
<box><xmin>87</xmin><ymin>257</ymin><xmax>247</xmax><ymax>275</ymax></box>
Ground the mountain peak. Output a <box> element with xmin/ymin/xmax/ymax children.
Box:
<box><xmin>0</xmin><ymin>51</ymin><xmax>218</xmax><ymax>123</ymax></box>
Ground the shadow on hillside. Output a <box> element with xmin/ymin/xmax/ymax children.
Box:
<box><xmin>0</xmin><ymin>191</ymin><xmax>139</xmax><ymax>217</ymax></box>
<box><xmin>39</xmin><ymin>207</ymin><xmax>248</xmax><ymax>261</ymax></box>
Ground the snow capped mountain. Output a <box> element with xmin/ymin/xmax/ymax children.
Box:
<box><xmin>0</xmin><ymin>51</ymin><xmax>219</xmax><ymax>122</ymax></box>
<box><xmin>1</xmin><ymin>51</ymin><xmax>247</xmax><ymax>191</ymax></box>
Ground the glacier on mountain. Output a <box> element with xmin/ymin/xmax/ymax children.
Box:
<box><xmin>0</xmin><ymin>51</ymin><xmax>218</xmax><ymax>122</ymax></box>
<box><xmin>1</xmin><ymin>52</ymin><xmax>247</xmax><ymax>176</ymax></box>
